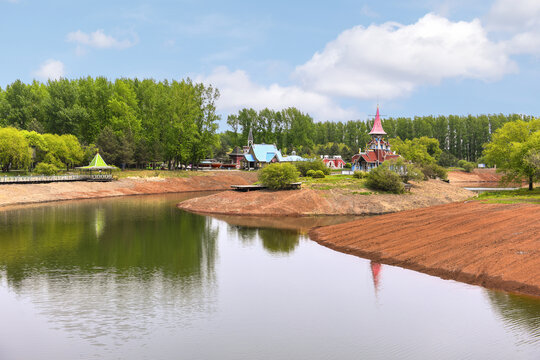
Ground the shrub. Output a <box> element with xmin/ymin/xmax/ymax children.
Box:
<box><xmin>33</xmin><ymin>162</ymin><xmax>58</xmax><ymax>175</ymax></box>
<box><xmin>295</xmin><ymin>159</ymin><xmax>330</xmax><ymax>176</ymax></box>
<box><xmin>457</xmin><ymin>160</ymin><xmax>475</xmax><ymax>173</ymax></box>
<box><xmin>365</xmin><ymin>166</ymin><xmax>404</xmax><ymax>194</ymax></box>
<box><xmin>386</xmin><ymin>158</ymin><xmax>424</xmax><ymax>183</ymax></box>
<box><xmin>353</xmin><ymin>170</ymin><xmax>367</xmax><ymax>179</ymax></box>
<box><xmin>312</xmin><ymin>170</ymin><xmax>325</xmax><ymax>178</ymax></box>
<box><xmin>420</xmin><ymin>163</ymin><xmax>448</xmax><ymax>180</ymax></box>
<box><xmin>306</xmin><ymin>169</ymin><xmax>316</xmax><ymax>177</ymax></box>
<box><xmin>345</xmin><ymin>162</ymin><xmax>352</xmax><ymax>169</ymax></box>
<box><xmin>258</xmin><ymin>163</ymin><xmax>299</xmax><ymax>190</ymax></box>
<box><xmin>438</xmin><ymin>151</ymin><xmax>458</xmax><ymax>167</ymax></box>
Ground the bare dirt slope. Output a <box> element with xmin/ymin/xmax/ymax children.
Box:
<box><xmin>178</xmin><ymin>180</ymin><xmax>474</xmax><ymax>216</ymax></box>
<box><xmin>309</xmin><ymin>201</ymin><xmax>540</xmax><ymax>297</ymax></box>
<box><xmin>0</xmin><ymin>171</ymin><xmax>257</xmax><ymax>208</ymax></box>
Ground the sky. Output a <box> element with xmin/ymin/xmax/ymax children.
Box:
<box><xmin>1</xmin><ymin>0</ymin><xmax>539</xmax><ymax>129</ymax></box>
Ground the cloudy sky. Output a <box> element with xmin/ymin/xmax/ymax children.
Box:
<box><xmin>1</xmin><ymin>0</ymin><xmax>539</xmax><ymax>127</ymax></box>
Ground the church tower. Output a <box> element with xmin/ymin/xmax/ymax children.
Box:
<box><xmin>247</xmin><ymin>127</ymin><xmax>254</xmax><ymax>147</ymax></box>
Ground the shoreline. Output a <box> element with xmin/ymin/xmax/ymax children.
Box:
<box><xmin>309</xmin><ymin>201</ymin><xmax>540</xmax><ymax>298</ymax></box>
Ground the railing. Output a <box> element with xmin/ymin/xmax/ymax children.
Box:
<box><xmin>0</xmin><ymin>174</ymin><xmax>113</xmax><ymax>184</ymax></box>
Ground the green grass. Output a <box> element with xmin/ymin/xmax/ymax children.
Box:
<box><xmin>476</xmin><ymin>187</ymin><xmax>540</xmax><ymax>204</ymax></box>
<box><xmin>301</xmin><ymin>174</ymin><xmax>369</xmax><ymax>191</ymax></box>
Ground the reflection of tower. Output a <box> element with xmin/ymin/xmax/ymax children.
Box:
<box><xmin>370</xmin><ymin>261</ymin><xmax>382</xmax><ymax>296</ymax></box>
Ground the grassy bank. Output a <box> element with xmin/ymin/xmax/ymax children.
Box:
<box><xmin>477</xmin><ymin>188</ymin><xmax>540</xmax><ymax>204</ymax></box>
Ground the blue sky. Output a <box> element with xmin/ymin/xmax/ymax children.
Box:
<box><xmin>1</xmin><ymin>0</ymin><xmax>539</xmax><ymax>128</ymax></box>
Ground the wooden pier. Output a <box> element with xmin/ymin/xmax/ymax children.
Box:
<box><xmin>0</xmin><ymin>174</ymin><xmax>113</xmax><ymax>184</ymax></box>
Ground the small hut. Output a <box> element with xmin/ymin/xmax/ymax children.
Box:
<box><xmin>76</xmin><ymin>152</ymin><xmax>116</xmax><ymax>181</ymax></box>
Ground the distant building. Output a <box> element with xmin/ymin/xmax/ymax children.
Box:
<box><xmin>352</xmin><ymin>106</ymin><xmax>400</xmax><ymax>172</ymax></box>
<box><xmin>231</xmin><ymin>127</ymin><xmax>308</xmax><ymax>169</ymax></box>
<box><xmin>322</xmin><ymin>155</ymin><xmax>346</xmax><ymax>169</ymax></box>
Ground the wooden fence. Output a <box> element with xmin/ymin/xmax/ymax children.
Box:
<box><xmin>0</xmin><ymin>174</ymin><xmax>113</xmax><ymax>184</ymax></box>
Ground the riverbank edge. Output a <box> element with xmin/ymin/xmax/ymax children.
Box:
<box><xmin>308</xmin><ymin>202</ymin><xmax>540</xmax><ymax>298</ymax></box>
<box><xmin>0</xmin><ymin>171</ymin><xmax>258</xmax><ymax>210</ymax></box>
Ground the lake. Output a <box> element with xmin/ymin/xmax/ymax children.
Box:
<box><xmin>0</xmin><ymin>193</ymin><xmax>539</xmax><ymax>359</ymax></box>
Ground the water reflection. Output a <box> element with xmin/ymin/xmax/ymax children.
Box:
<box><xmin>486</xmin><ymin>291</ymin><xmax>540</xmax><ymax>343</ymax></box>
<box><xmin>232</xmin><ymin>226</ymin><xmax>300</xmax><ymax>255</ymax></box>
<box><xmin>370</xmin><ymin>261</ymin><xmax>382</xmax><ymax>296</ymax></box>
<box><xmin>0</xmin><ymin>195</ymin><xmax>218</xmax><ymax>345</ymax></box>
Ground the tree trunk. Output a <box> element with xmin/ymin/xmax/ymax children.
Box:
<box><xmin>529</xmin><ymin>176</ymin><xmax>533</xmax><ymax>191</ymax></box>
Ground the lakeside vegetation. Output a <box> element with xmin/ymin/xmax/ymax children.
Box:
<box><xmin>0</xmin><ymin>78</ymin><xmax>537</xmax><ymax>190</ymax></box>
<box><xmin>477</xmin><ymin>188</ymin><xmax>540</xmax><ymax>204</ymax></box>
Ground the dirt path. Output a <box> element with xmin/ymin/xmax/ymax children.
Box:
<box><xmin>178</xmin><ymin>179</ymin><xmax>474</xmax><ymax>216</ymax></box>
<box><xmin>0</xmin><ymin>171</ymin><xmax>257</xmax><ymax>208</ymax></box>
<box><xmin>309</xmin><ymin>201</ymin><xmax>540</xmax><ymax>297</ymax></box>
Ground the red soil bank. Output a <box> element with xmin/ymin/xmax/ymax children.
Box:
<box><xmin>309</xmin><ymin>201</ymin><xmax>540</xmax><ymax>297</ymax></box>
<box><xmin>0</xmin><ymin>171</ymin><xmax>258</xmax><ymax>208</ymax></box>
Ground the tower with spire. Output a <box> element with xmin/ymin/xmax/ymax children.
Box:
<box><xmin>351</xmin><ymin>105</ymin><xmax>400</xmax><ymax>172</ymax></box>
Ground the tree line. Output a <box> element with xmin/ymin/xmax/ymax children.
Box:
<box><xmin>0</xmin><ymin>78</ymin><xmax>220</xmax><ymax>169</ymax></box>
<box><xmin>224</xmin><ymin>108</ymin><xmax>535</xmax><ymax>162</ymax></box>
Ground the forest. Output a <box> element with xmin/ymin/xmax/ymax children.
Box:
<box><xmin>0</xmin><ymin>77</ymin><xmax>535</xmax><ymax>171</ymax></box>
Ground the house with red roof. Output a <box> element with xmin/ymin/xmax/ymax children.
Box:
<box><xmin>352</xmin><ymin>106</ymin><xmax>400</xmax><ymax>172</ymax></box>
<box><xmin>322</xmin><ymin>155</ymin><xmax>346</xmax><ymax>169</ymax></box>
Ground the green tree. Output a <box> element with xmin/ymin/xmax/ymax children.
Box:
<box><xmin>483</xmin><ymin>119</ymin><xmax>540</xmax><ymax>190</ymax></box>
<box><xmin>0</xmin><ymin>127</ymin><xmax>32</xmax><ymax>171</ymax></box>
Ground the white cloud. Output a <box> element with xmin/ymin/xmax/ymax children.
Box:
<box><xmin>66</xmin><ymin>29</ymin><xmax>136</xmax><ymax>50</ymax></box>
<box><xmin>196</xmin><ymin>66</ymin><xmax>357</xmax><ymax>121</ymax></box>
<box><xmin>294</xmin><ymin>13</ymin><xmax>516</xmax><ymax>100</ymax></box>
<box><xmin>34</xmin><ymin>59</ymin><xmax>65</xmax><ymax>80</ymax></box>
<box><xmin>486</xmin><ymin>0</ymin><xmax>540</xmax><ymax>55</ymax></box>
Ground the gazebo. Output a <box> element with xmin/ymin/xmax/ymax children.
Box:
<box><xmin>76</xmin><ymin>152</ymin><xmax>116</xmax><ymax>181</ymax></box>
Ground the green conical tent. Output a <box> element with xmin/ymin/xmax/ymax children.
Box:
<box><xmin>77</xmin><ymin>153</ymin><xmax>116</xmax><ymax>170</ymax></box>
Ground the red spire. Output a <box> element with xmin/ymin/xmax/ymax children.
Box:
<box><xmin>369</xmin><ymin>105</ymin><xmax>386</xmax><ymax>135</ymax></box>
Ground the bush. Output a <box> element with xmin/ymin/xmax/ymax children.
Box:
<box><xmin>345</xmin><ymin>162</ymin><xmax>352</xmax><ymax>169</ymax></box>
<box><xmin>386</xmin><ymin>158</ymin><xmax>424</xmax><ymax>183</ymax></box>
<box><xmin>312</xmin><ymin>170</ymin><xmax>325</xmax><ymax>178</ymax></box>
<box><xmin>438</xmin><ymin>151</ymin><xmax>458</xmax><ymax>167</ymax></box>
<box><xmin>295</xmin><ymin>159</ymin><xmax>330</xmax><ymax>176</ymax></box>
<box><xmin>306</xmin><ymin>169</ymin><xmax>316</xmax><ymax>177</ymax></box>
<box><xmin>353</xmin><ymin>170</ymin><xmax>368</xmax><ymax>179</ymax></box>
<box><xmin>33</xmin><ymin>162</ymin><xmax>59</xmax><ymax>175</ymax></box>
<box><xmin>258</xmin><ymin>163</ymin><xmax>300</xmax><ymax>190</ymax></box>
<box><xmin>420</xmin><ymin>163</ymin><xmax>448</xmax><ymax>180</ymax></box>
<box><xmin>365</xmin><ymin>166</ymin><xmax>404</xmax><ymax>194</ymax></box>
<box><xmin>457</xmin><ymin>160</ymin><xmax>475</xmax><ymax>173</ymax></box>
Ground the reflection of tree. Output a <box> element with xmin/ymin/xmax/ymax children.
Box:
<box><xmin>0</xmin><ymin>198</ymin><xmax>218</xmax><ymax>286</ymax></box>
<box><xmin>0</xmin><ymin>196</ymin><xmax>219</xmax><ymax>345</ymax></box>
<box><xmin>234</xmin><ymin>226</ymin><xmax>299</xmax><ymax>255</ymax></box>
<box><xmin>486</xmin><ymin>291</ymin><xmax>540</xmax><ymax>340</ymax></box>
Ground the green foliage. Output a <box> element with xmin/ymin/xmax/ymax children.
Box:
<box><xmin>0</xmin><ymin>127</ymin><xmax>32</xmax><ymax>172</ymax></box>
<box><xmin>483</xmin><ymin>119</ymin><xmax>540</xmax><ymax>190</ymax></box>
<box><xmin>345</xmin><ymin>162</ymin><xmax>351</xmax><ymax>169</ymax></box>
<box><xmin>353</xmin><ymin>170</ymin><xmax>368</xmax><ymax>179</ymax></box>
<box><xmin>295</xmin><ymin>159</ymin><xmax>330</xmax><ymax>176</ymax></box>
<box><xmin>365</xmin><ymin>165</ymin><xmax>404</xmax><ymax>194</ymax></box>
<box><xmin>312</xmin><ymin>170</ymin><xmax>325</xmax><ymax>178</ymax></box>
<box><xmin>438</xmin><ymin>151</ymin><xmax>458</xmax><ymax>167</ymax></box>
<box><xmin>33</xmin><ymin>162</ymin><xmax>59</xmax><ymax>175</ymax></box>
<box><xmin>420</xmin><ymin>163</ymin><xmax>448</xmax><ymax>180</ymax></box>
<box><xmin>386</xmin><ymin>158</ymin><xmax>425</xmax><ymax>182</ymax></box>
<box><xmin>306</xmin><ymin>169</ymin><xmax>316</xmax><ymax>177</ymax></box>
<box><xmin>391</xmin><ymin>137</ymin><xmax>441</xmax><ymax>165</ymax></box>
<box><xmin>457</xmin><ymin>160</ymin><xmax>476</xmax><ymax>173</ymax></box>
<box><xmin>258</xmin><ymin>163</ymin><xmax>300</xmax><ymax>190</ymax></box>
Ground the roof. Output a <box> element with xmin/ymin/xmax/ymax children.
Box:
<box><xmin>77</xmin><ymin>153</ymin><xmax>116</xmax><ymax>170</ymax></box>
<box><xmin>228</xmin><ymin>146</ymin><xmax>244</xmax><ymax>156</ymax></box>
<box><xmin>252</xmin><ymin>144</ymin><xmax>283</xmax><ymax>162</ymax></box>
<box><xmin>369</xmin><ymin>106</ymin><xmax>387</xmax><ymax>135</ymax></box>
<box><xmin>360</xmin><ymin>150</ymin><xmax>400</xmax><ymax>163</ymax></box>
<box><xmin>244</xmin><ymin>154</ymin><xmax>255</xmax><ymax>162</ymax></box>
<box><xmin>282</xmin><ymin>155</ymin><xmax>306</xmax><ymax>162</ymax></box>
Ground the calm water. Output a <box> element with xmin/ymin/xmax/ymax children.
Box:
<box><xmin>0</xmin><ymin>194</ymin><xmax>539</xmax><ymax>360</ymax></box>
